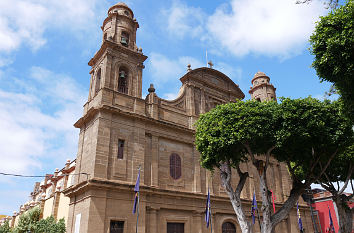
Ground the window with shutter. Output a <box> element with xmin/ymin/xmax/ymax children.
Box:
<box><xmin>170</xmin><ymin>153</ymin><xmax>181</xmax><ymax>179</ymax></box>
<box><xmin>110</xmin><ymin>220</ymin><xmax>124</xmax><ymax>233</ymax></box>
<box><xmin>118</xmin><ymin>139</ymin><xmax>125</xmax><ymax>159</ymax></box>
<box><xmin>222</xmin><ymin>222</ymin><xmax>236</xmax><ymax>233</ymax></box>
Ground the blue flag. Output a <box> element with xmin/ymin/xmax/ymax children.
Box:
<box><xmin>132</xmin><ymin>170</ymin><xmax>140</xmax><ymax>214</ymax></box>
<box><xmin>328</xmin><ymin>207</ymin><xmax>335</xmax><ymax>233</ymax></box>
<box><xmin>297</xmin><ymin>202</ymin><xmax>303</xmax><ymax>231</ymax></box>
<box><xmin>251</xmin><ymin>191</ymin><xmax>257</xmax><ymax>224</ymax></box>
<box><xmin>205</xmin><ymin>188</ymin><xmax>211</xmax><ymax>228</ymax></box>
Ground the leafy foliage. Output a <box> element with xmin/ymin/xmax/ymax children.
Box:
<box><xmin>195</xmin><ymin>97</ymin><xmax>353</xmax><ymax>231</ymax></box>
<box><xmin>195</xmin><ymin>100</ymin><xmax>279</xmax><ymax>170</ymax></box>
<box><xmin>13</xmin><ymin>207</ymin><xmax>41</xmax><ymax>233</ymax></box>
<box><xmin>0</xmin><ymin>221</ymin><xmax>11</xmax><ymax>233</ymax></box>
<box><xmin>274</xmin><ymin>98</ymin><xmax>353</xmax><ymax>181</ymax></box>
<box><xmin>35</xmin><ymin>216</ymin><xmax>65</xmax><ymax>233</ymax></box>
<box><xmin>5</xmin><ymin>206</ymin><xmax>66</xmax><ymax>233</ymax></box>
<box><xmin>310</xmin><ymin>0</ymin><xmax>354</xmax><ymax>118</ymax></box>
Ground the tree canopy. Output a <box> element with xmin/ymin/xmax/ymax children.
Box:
<box><xmin>195</xmin><ymin>97</ymin><xmax>353</xmax><ymax>233</ymax></box>
<box><xmin>309</xmin><ymin>0</ymin><xmax>354</xmax><ymax>118</ymax></box>
<box><xmin>1</xmin><ymin>207</ymin><xmax>66</xmax><ymax>233</ymax></box>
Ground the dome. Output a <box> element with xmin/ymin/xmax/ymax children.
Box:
<box><xmin>112</xmin><ymin>2</ymin><xmax>129</xmax><ymax>8</ymax></box>
<box><xmin>108</xmin><ymin>2</ymin><xmax>134</xmax><ymax>17</ymax></box>
<box><xmin>254</xmin><ymin>71</ymin><xmax>268</xmax><ymax>78</ymax></box>
<box><xmin>251</xmin><ymin>71</ymin><xmax>269</xmax><ymax>83</ymax></box>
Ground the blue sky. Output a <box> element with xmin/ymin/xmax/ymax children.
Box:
<box><xmin>0</xmin><ymin>0</ymin><xmax>337</xmax><ymax>215</ymax></box>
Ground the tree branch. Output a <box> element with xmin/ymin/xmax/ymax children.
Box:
<box><xmin>306</xmin><ymin>149</ymin><xmax>338</xmax><ymax>185</ymax></box>
<box><xmin>244</xmin><ymin>142</ymin><xmax>256</xmax><ymax>164</ymax></box>
<box><xmin>338</xmin><ymin>163</ymin><xmax>353</xmax><ymax>194</ymax></box>
<box><xmin>235</xmin><ymin>165</ymin><xmax>249</xmax><ymax>195</ymax></box>
<box><xmin>264</xmin><ymin>146</ymin><xmax>275</xmax><ymax>171</ymax></box>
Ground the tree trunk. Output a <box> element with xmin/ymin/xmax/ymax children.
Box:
<box><xmin>334</xmin><ymin>194</ymin><xmax>353</xmax><ymax>233</ymax></box>
<box><xmin>220</xmin><ymin>162</ymin><xmax>253</xmax><ymax>233</ymax></box>
<box><xmin>270</xmin><ymin>184</ymin><xmax>305</xmax><ymax>229</ymax></box>
<box><xmin>259</xmin><ymin>170</ymin><xmax>273</xmax><ymax>233</ymax></box>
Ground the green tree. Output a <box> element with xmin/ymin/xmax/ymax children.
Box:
<box><xmin>13</xmin><ymin>207</ymin><xmax>40</xmax><ymax>233</ymax></box>
<box><xmin>35</xmin><ymin>216</ymin><xmax>65</xmax><ymax>233</ymax></box>
<box><xmin>0</xmin><ymin>220</ymin><xmax>11</xmax><ymax>233</ymax></box>
<box><xmin>195</xmin><ymin>98</ymin><xmax>353</xmax><ymax>233</ymax></box>
<box><xmin>313</xmin><ymin>144</ymin><xmax>353</xmax><ymax>233</ymax></box>
<box><xmin>12</xmin><ymin>206</ymin><xmax>65</xmax><ymax>233</ymax></box>
<box><xmin>309</xmin><ymin>0</ymin><xmax>354</xmax><ymax>119</ymax></box>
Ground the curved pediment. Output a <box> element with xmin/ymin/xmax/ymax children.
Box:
<box><xmin>180</xmin><ymin>67</ymin><xmax>245</xmax><ymax>99</ymax></box>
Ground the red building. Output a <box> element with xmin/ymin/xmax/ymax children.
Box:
<box><xmin>311</xmin><ymin>190</ymin><xmax>354</xmax><ymax>233</ymax></box>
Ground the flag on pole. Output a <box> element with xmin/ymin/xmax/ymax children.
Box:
<box><xmin>205</xmin><ymin>188</ymin><xmax>211</xmax><ymax>228</ymax></box>
<box><xmin>297</xmin><ymin>202</ymin><xmax>304</xmax><ymax>232</ymax></box>
<box><xmin>328</xmin><ymin>206</ymin><xmax>335</xmax><ymax>233</ymax></box>
<box><xmin>251</xmin><ymin>191</ymin><xmax>257</xmax><ymax>224</ymax></box>
<box><xmin>132</xmin><ymin>169</ymin><xmax>140</xmax><ymax>214</ymax></box>
<box><xmin>271</xmin><ymin>189</ymin><xmax>276</xmax><ymax>213</ymax></box>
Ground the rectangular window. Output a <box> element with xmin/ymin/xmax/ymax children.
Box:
<box><xmin>167</xmin><ymin>223</ymin><xmax>184</xmax><ymax>233</ymax></box>
<box><xmin>110</xmin><ymin>220</ymin><xmax>124</xmax><ymax>233</ymax></box>
<box><xmin>118</xmin><ymin>139</ymin><xmax>125</xmax><ymax>159</ymax></box>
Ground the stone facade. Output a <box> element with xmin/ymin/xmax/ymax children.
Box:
<box><xmin>64</xmin><ymin>2</ymin><xmax>313</xmax><ymax>233</ymax></box>
<box><xmin>5</xmin><ymin>159</ymin><xmax>76</xmax><ymax>228</ymax></box>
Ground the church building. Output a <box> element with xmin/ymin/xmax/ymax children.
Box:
<box><xmin>64</xmin><ymin>2</ymin><xmax>313</xmax><ymax>233</ymax></box>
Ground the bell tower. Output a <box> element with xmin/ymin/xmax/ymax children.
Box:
<box><xmin>249</xmin><ymin>71</ymin><xmax>277</xmax><ymax>102</ymax></box>
<box><xmin>87</xmin><ymin>2</ymin><xmax>147</xmax><ymax>102</ymax></box>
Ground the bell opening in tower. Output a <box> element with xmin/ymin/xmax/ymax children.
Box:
<box><xmin>118</xmin><ymin>67</ymin><xmax>128</xmax><ymax>94</ymax></box>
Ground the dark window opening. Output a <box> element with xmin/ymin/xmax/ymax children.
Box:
<box><xmin>167</xmin><ymin>223</ymin><xmax>184</xmax><ymax>233</ymax></box>
<box><xmin>118</xmin><ymin>68</ymin><xmax>128</xmax><ymax>94</ymax></box>
<box><xmin>104</xmin><ymin>33</ymin><xmax>107</xmax><ymax>40</ymax></box>
<box><xmin>222</xmin><ymin>222</ymin><xmax>236</xmax><ymax>233</ymax></box>
<box><xmin>124</xmin><ymin>10</ymin><xmax>129</xmax><ymax>16</ymax></box>
<box><xmin>170</xmin><ymin>153</ymin><xmax>181</xmax><ymax>180</ymax></box>
<box><xmin>110</xmin><ymin>220</ymin><xmax>124</xmax><ymax>233</ymax></box>
<box><xmin>95</xmin><ymin>68</ymin><xmax>101</xmax><ymax>94</ymax></box>
<box><xmin>120</xmin><ymin>31</ymin><xmax>129</xmax><ymax>47</ymax></box>
<box><xmin>118</xmin><ymin>139</ymin><xmax>125</xmax><ymax>159</ymax></box>
<box><xmin>256</xmin><ymin>98</ymin><xmax>261</xmax><ymax>102</ymax></box>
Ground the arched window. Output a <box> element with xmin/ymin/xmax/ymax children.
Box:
<box><xmin>118</xmin><ymin>67</ymin><xmax>128</xmax><ymax>94</ymax></box>
<box><xmin>95</xmin><ymin>68</ymin><xmax>101</xmax><ymax>94</ymax></box>
<box><xmin>120</xmin><ymin>31</ymin><xmax>129</xmax><ymax>47</ymax></box>
<box><xmin>170</xmin><ymin>153</ymin><xmax>181</xmax><ymax>179</ymax></box>
<box><xmin>222</xmin><ymin>222</ymin><xmax>236</xmax><ymax>233</ymax></box>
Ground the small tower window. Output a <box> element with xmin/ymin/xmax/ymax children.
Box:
<box><xmin>117</xmin><ymin>139</ymin><xmax>125</xmax><ymax>159</ymax></box>
<box><xmin>120</xmin><ymin>31</ymin><xmax>129</xmax><ymax>47</ymax></box>
<box><xmin>104</xmin><ymin>33</ymin><xmax>107</xmax><ymax>40</ymax></box>
<box><xmin>170</xmin><ymin>153</ymin><xmax>181</xmax><ymax>180</ymax></box>
<box><xmin>124</xmin><ymin>10</ymin><xmax>129</xmax><ymax>16</ymax></box>
<box><xmin>118</xmin><ymin>67</ymin><xmax>128</xmax><ymax>94</ymax></box>
<box><xmin>95</xmin><ymin>68</ymin><xmax>101</xmax><ymax>94</ymax></box>
<box><xmin>256</xmin><ymin>98</ymin><xmax>261</xmax><ymax>102</ymax></box>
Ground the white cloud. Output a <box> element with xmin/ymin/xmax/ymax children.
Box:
<box><xmin>148</xmin><ymin>52</ymin><xmax>204</xmax><ymax>84</ymax></box>
<box><xmin>162</xmin><ymin>0</ymin><xmax>206</xmax><ymax>39</ymax></box>
<box><xmin>0</xmin><ymin>0</ymin><xmax>102</xmax><ymax>54</ymax></box>
<box><xmin>148</xmin><ymin>53</ymin><xmax>243</xmax><ymax>99</ymax></box>
<box><xmin>207</xmin><ymin>0</ymin><xmax>327</xmax><ymax>58</ymax></box>
<box><xmin>0</xmin><ymin>67</ymin><xmax>86</xmax><ymax>174</ymax></box>
<box><xmin>162</xmin><ymin>0</ymin><xmax>327</xmax><ymax>58</ymax></box>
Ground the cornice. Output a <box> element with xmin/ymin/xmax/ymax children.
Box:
<box><xmin>88</xmin><ymin>40</ymin><xmax>147</xmax><ymax>67</ymax></box>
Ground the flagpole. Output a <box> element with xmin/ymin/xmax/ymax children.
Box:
<box><xmin>135</xmin><ymin>166</ymin><xmax>141</xmax><ymax>233</ymax></box>
<box><xmin>135</xmin><ymin>192</ymin><xmax>140</xmax><ymax>233</ymax></box>
<box><xmin>210</xmin><ymin>206</ymin><xmax>213</xmax><ymax>233</ymax></box>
